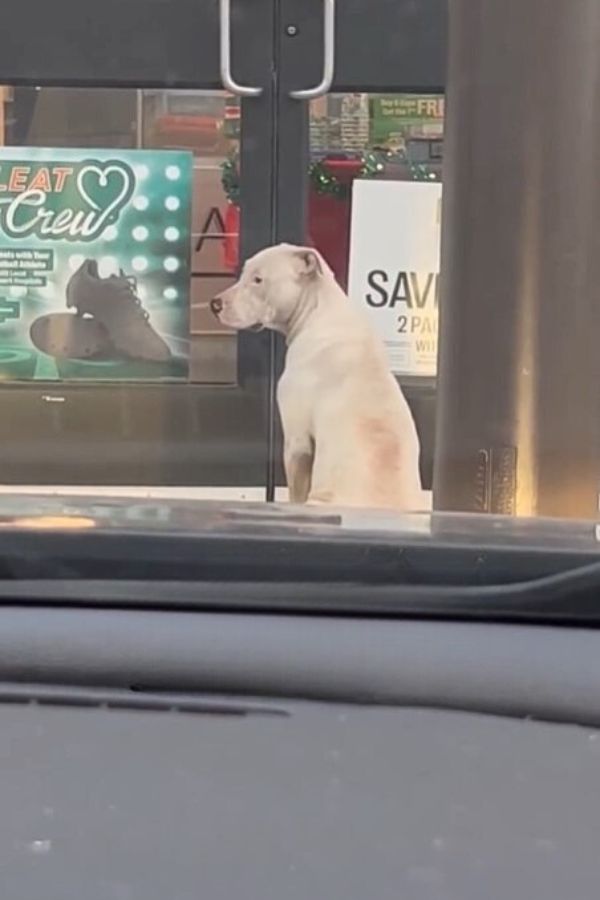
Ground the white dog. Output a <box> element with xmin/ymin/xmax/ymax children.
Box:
<box><xmin>211</xmin><ymin>243</ymin><xmax>424</xmax><ymax>510</ymax></box>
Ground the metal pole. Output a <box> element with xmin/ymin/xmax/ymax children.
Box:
<box><xmin>434</xmin><ymin>0</ymin><xmax>600</xmax><ymax>519</ymax></box>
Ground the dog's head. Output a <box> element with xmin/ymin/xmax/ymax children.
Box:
<box><xmin>210</xmin><ymin>243</ymin><xmax>326</xmax><ymax>333</ymax></box>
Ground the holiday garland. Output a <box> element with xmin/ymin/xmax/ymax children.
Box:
<box><xmin>221</xmin><ymin>150</ymin><xmax>439</xmax><ymax>205</ymax></box>
<box><xmin>309</xmin><ymin>152</ymin><xmax>384</xmax><ymax>200</ymax></box>
<box><xmin>408</xmin><ymin>162</ymin><xmax>440</xmax><ymax>182</ymax></box>
<box><xmin>221</xmin><ymin>156</ymin><xmax>241</xmax><ymax>206</ymax></box>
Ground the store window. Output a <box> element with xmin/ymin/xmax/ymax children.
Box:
<box><xmin>305</xmin><ymin>92</ymin><xmax>444</xmax><ymax>490</ymax></box>
<box><xmin>0</xmin><ymin>86</ymin><xmax>240</xmax><ymax>386</ymax></box>
<box><xmin>215</xmin><ymin>91</ymin><xmax>444</xmax><ymax>376</ymax></box>
<box><xmin>308</xmin><ymin>92</ymin><xmax>443</xmax><ymax>343</ymax></box>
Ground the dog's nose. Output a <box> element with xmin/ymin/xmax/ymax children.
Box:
<box><xmin>210</xmin><ymin>297</ymin><xmax>223</xmax><ymax>316</ymax></box>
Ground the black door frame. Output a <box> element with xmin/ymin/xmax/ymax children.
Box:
<box><xmin>0</xmin><ymin>0</ymin><xmax>278</xmax><ymax>489</ymax></box>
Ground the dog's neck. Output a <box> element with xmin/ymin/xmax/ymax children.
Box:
<box><xmin>284</xmin><ymin>283</ymin><xmax>320</xmax><ymax>345</ymax></box>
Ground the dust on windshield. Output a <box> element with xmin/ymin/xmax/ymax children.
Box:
<box><xmin>0</xmin><ymin>0</ymin><xmax>594</xmax><ymax>528</ymax></box>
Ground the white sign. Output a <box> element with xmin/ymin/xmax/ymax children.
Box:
<box><xmin>348</xmin><ymin>179</ymin><xmax>442</xmax><ymax>377</ymax></box>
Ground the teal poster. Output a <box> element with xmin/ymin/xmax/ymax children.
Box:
<box><xmin>0</xmin><ymin>148</ymin><xmax>192</xmax><ymax>381</ymax></box>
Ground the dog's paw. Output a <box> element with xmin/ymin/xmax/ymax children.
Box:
<box><xmin>306</xmin><ymin>491</ymin><xmax>334</xmax><ymax>505</ymax></box>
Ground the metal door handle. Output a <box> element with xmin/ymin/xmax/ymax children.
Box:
<box><xmin>290</xmin><ymin>0</ymin><xmax>335</xmax><ymax>100</ymax></box>
<box><xmin>219</xmin><ymin>0</ymin><xmax>263</xmax><ymax>97</ymax></box>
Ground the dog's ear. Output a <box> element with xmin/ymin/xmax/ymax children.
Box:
<box><xmin>297</xmin><ymin>249</ymin><xmax>323</xmax><ymax>278</ymax></box>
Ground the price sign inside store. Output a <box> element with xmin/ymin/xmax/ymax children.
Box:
<box><xmin>348</xmin><ymin>179</ymin><xmax>441</xmax><ymax>378</ymax></box>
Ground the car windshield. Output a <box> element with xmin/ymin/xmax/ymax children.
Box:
<box><xmin>0</xmin><ymin>0</ymin><xmax>597</xmax><ymax>597</ymax></box>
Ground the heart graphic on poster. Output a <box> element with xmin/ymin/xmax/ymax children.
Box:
<box><xmin>77</xmin><ymin>163</ymin><xmax>134</xmax><ymax>220</ymax></box>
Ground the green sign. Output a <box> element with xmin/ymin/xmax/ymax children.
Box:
<box><xmin>0</xmin><ymin>148</ymin><xmax>192</xmax><ymax>381</ymax></box>
<box><xmin>371</xmin><ymin>95</ymin><xmax>444</xmax><ymax>145</ymax></box>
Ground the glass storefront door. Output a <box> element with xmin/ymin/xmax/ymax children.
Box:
<box><xmin>0</xmin><ymin>0</ymin><xmax>276</xmax><ymax>490</ymax></box>
<box><xmin>268</xmin><ymin>0</ymin><xmax>447</xmax><ymax>497</ymax></box>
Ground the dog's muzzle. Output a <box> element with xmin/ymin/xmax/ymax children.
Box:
<box><xmin>210</xmin><ymin>298</ymin><xmax>223</xmax><ymax>318</ymax></box>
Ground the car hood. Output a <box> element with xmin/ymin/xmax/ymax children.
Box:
<box><xmin>0</xmin><ymin>491</ymin><xmax>597</xmax><ymax>555</ymax></box>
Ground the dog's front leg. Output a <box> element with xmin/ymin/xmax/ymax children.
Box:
<box><xmin>284</xmin><ymin>437</ymin><xmax>314</xmax><ymax>504</ymax></box>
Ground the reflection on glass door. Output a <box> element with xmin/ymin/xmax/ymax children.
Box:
<box><xmin>141</xmin><ymin>90</ymin><xmax>240</xmax><ymax>385</ymax></box>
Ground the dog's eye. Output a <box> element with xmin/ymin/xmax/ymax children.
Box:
<box><xmin>253</xmin><ymin>276</ymin><xmax>263</xmax><ymax>285</ymax></box>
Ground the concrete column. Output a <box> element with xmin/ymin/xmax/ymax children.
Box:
<box><xmin>434</xmin><ymin>0</ymin><xmax>600</xmax><ymax>519</ymax></box>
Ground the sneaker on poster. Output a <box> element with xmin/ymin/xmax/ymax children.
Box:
<box><xmin>30</xmin><ymin>312</ymin><xmax>112</xmax><ymax>361</ymax></box>
<box><xmin>66</xmin><ymin>259</ymin><xmax>172</xmax><ymax>363</ymax></box>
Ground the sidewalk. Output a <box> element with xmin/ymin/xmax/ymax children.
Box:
<box><xmin>0</xmin><ymin>485</ymin><xmax>433</xmax><ymax>509</ymax></box>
